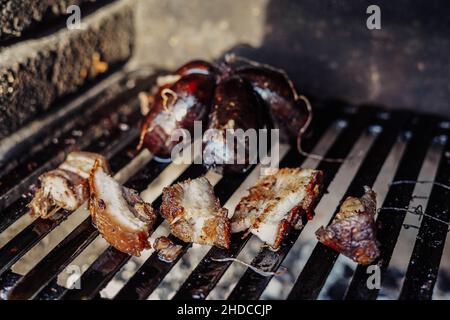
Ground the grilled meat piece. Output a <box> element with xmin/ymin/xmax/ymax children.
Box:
<box><xmin>29</xmin><ymin>151</ymin><xmax>109</xmax><ymax>219</ymax></box>
<box><xmin>202</xmin><ymin>76</ymin><xmax>266</xmax><ymax>175</ymax></box>
<box><xmin>139</xmin><ymin>73</ymin><xmax>215</xmax><ymax>158</ymax></box>
<box><xmin>316</xmin><ymin>186</ymin><xmax>380</xmax><ymax>265</ymax></box>
<box><xmin>237</xmin><ymin>65</ymin><xmax>308</xmax><ymax>142</ymax></box>
<box><xmin>153</xmin><ymin>236</ymin><xmax>183</xmax><ymax>263</ymax></box>
<box><xmin>29</xmin><ymin>169</ymin><xmax>87</xmax><ymax>219</ymax></box>
<box><xmin>231</xmin><ymin>168</ymin><xmax>323</xmax><ymax>250</ymax></box>
<box><xmin>89</xmin><ymin>161</ymin><xmax>156</xmax><ymax>256</ymax></box>
<box><xmin>160</xmin><ymin>176</ymin><xmax>230</xmax><ymax>249</ymax></box>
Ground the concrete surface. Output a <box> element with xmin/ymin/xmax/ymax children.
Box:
<box><xmin>133</xmin><ymin>0</ymin><xmax>450</xmax><ymax>118</ymax></box>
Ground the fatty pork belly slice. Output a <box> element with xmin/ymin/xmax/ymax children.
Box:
<box><xmin>231</xmin><ymin>168</ymin><xmax>323</xmax><ymax>250</ymax></box>
<box><xmin>315</xmin><ymin>186</ymin><xmax>380</xmax><ymax>265</ymax></box>
<box><xmin>89</xmin><ymin>162</ymin><xmax>156</xmax><ymax>256</ymax></box>
<box><xmin>59</xmin><ymin>151</ymin><xmax>110</xmax><ymax>179</ymax></box>
<box><xmin>29</xmin><ymin>151</ymin><xmax>110</xmax><ymax>219</ymax></box>
<box><xmin>161</xmin><ymin>177</ymin><xmax>230</xmax><ymax>249</ymax></box>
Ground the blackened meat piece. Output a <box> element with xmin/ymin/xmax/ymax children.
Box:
<box><xmin>203</xmin><ymin>76</ymin><xmax>265</xmax><ymax>174</ymax></box>
<box><xmin>316</xmin><ymin>186</ymin><xmax>380</xmax><ymax>265</ymax></box>
<box><xmin>237</xmin><ymin>66</ymin><xmax>309</xmax><ymax>142</ymax></box>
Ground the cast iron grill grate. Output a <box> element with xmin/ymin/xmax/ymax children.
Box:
<box><xmin>0</xmin><ymin>70</ymin><xmax>449</xmax><ymax>300</ymax></box>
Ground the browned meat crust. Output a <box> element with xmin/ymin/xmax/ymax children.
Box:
<box><xmin>29</xmin><ymin>151</ymin><xmax>110</xmax><ymax>219</ymax></box>
<box><xmin>153</xmin><ymin>236</ymin><xmax>183</xmax><ymax>262</ymax></box>
<box><xmin>29</xmin><ymin>169</ymin><xmax>88</xmax><ymax>218</ymax></box>
<box><xmin>89</xmin><ymin>161</ymin><xmax>156</xmax><ymax>256</ymax></box>
<box><xmin>231</xmin><ymin>167</ymin><xmax>323</xmax><ymax>250</ymax></box>
<box><xmin>316</xmin><ymin>186</ymin><xmax>380</xmax><ymax>265</ymax></box>
<box><xmin>160</xmin><ymin>177</ymin><xmax>230</xmax><ymax>249</ymax></box>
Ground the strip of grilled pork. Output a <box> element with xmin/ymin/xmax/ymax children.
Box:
<box><xmin>89</xmin><ymin>161</ymin><xmax>156</xmax><ymax>256</ymax></box>
<box><xmin>231</xmin><ymin>168</ymin><xmax>323</xmax><ymax>250</ymax></box>
<box><xmin>161</xmin><ymin>177</ymin><xmax>230</xmax><ymax>249</ymax></box>
<box><xmin>29</xmin><ymin>151</ymin><xmax>109</xmax><ymax>218</ymax></box>
<box><xmin>316</xmin><ymin>186</ymin><xmax>380</xmax><ymax>265</ymax></box>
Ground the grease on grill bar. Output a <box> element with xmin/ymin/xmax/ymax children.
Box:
<box><xmin>0</xmin><ymin>70</ymin><xmax>449</xmax><ymax>300</ymax></box>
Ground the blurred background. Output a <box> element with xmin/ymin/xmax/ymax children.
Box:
<box><xmin>132</xmin><ymin>0</ymin><xmax>450</xmax><ymax>117</ymax></box>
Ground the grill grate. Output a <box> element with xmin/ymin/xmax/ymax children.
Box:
<box><xmin>0</xmin><ymin>71</ymin><xmax>449</xmax><ymax>300</ymax></box>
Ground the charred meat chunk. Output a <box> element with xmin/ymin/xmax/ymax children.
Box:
<box><xmin>237</xmin><ymin>65</ymin><xmax>308</xmax><ymax>142</ymax></box>
<box><xmin>139</xmin><ymin>58</ymin><xmax>314</xmax><ymax>171</ymax></box>
<box><xmin>203</xmin><ymin>76</ymin><xmax>265</xmax><ymax>174</ymax></box>
<box><xmin>316</xmin><ymin>186</ymin><xmax>380</xmax><ymax>265</ymax></box>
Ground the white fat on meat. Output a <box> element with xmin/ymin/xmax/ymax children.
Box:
<box><xmin>91</xmin><ymin>169</ymin><xmax>147</xmax><ymax>231</ymax></box>
<box><xmin>150</xmin><ymin>95</ymin><xmax>192</xmax><ymax>135</ymax></box>
<box><xmin>180</xmin><ymin>177</ymin><xmax>219</xmax><ymax>239</ymax></box>
<box><xmin>161</xmin><ymin>176</ymin><xmax>230</xmax><ymax>248</ymax></box>
<box><xmin>231</xmin><ymin>168</ymin><xmax>321</xmax><ymax>249</ymax></box>
<box><xmin>29</xmin><ymin>151</ymin><xmax>109</xmax><ymax>218</ymax></box>
<box><xmin>59</xmin><ymin>151</ymin><xmax>109</xmax><ymax>179</ymax></box>
<box><xmin>40</xmin><ymin>170</ymin><xmax>85</xmax><ymax>210</ymax></box>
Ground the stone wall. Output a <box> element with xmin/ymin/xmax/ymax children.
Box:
<box><xmin>0</xmin><ymin>0</ymin><xmax>96</xmax><ymax>40</ymax></box>
<box><xmin>0</xmin><ymin>0</ymin><xmax>134</xmax><ymax>139</ymax></box>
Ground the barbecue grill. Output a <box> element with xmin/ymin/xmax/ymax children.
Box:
<box><xmin>1</xmin><ymin>0</ymin><xmax>450</xmax><ymax>302</ymax></box>
<box><xmin>0</xmin><ymin>66</ymin><xmax>448</xmax><ymax>300</ymax></box>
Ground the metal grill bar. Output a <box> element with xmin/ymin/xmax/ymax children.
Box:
<box><xmin>0</xmin><ymin>271</ymin><xmax>21</xmax><ymax>299</ymax></box>
<box><xmin>0</xmin><ymin>135</ymin><xmax>138</xmax><ymax>278</ymax></box>
<box><xmin>286</xmin><ymin>111</ymin><xmax>409</xmax><ymax>300</ymax></box>
<box><xmin>0</xmin><ymin>68</ymin><xmax>449</xmax><ymax>300</ymax></box>
<box><xmin>0</xmin><ymin>200</ymin><xmax>31</xmax><ymax>238</ymax></box>
<box><xmin>112</xmin><ymin>167</ymin><xmax>255</xmax><ymax>300</ymax></box>
<box><xmin>172</xmin><ymin>105</ymin><xmax>363</xmax><ymax>300</ymax></box>
<box><xmin>7</xmin><ymin>217</ymin><xmax>98</xmax><ymax>300</ymax></box>
<box><xmin>112</xmin><ymin>234</ymin><xmax>190</xmax><ymax>300</ymax></box>
<box><xmin>343</xmin><ymin>116</ymin><xmax>439</xmax><ymax>300</ymax></box>
<box><xmin>60</xmin><ymin>164</ymin><xmax>207</xmax><ymax>300</ymax></box>
<box><xmin>399</xmin><ymin>134</ymin><xmax>450</xmax><ymax>299</ymax></box>
<box><xmin>0</xmin><ymin>71</ymin><xmax>154</xmax><ymax>211</ymax></box>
